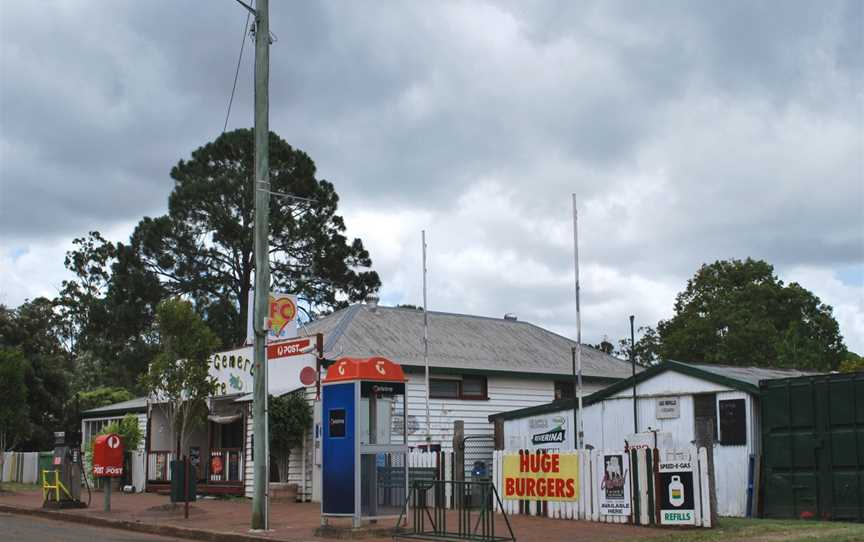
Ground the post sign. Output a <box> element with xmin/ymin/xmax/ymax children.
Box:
<box><xmin>266</xmin><ymin>336</ymin><xmax>311</xmax><ymax>360</ymax></box>
<box><xmin>502</xmin><ymin>451</ymin><xmax>578</xmax><ymax>501</ymax></box>
<box><xmin>92</xmin><ymin>433</ymin><xmax>124</xmax><ymax>478</ymax></box>
<box><xmin>656</xmin><ymin>397</ymin><xmax>680</xmax><ymax>419</ymax></box>
<box><xmin>659</xmin><ymin>452</ymin><xmax>696</xmax><ymax>525</ymax></box>
<box><xmin>597</xmin><ymin>453</ymin><xmax>631</xmax><ymax>516</ymax></box>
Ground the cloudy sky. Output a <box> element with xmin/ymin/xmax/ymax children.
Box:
<box><xmin>1</xmin><ymin>1</ymin><xmax>862</xmax><ymax>352</ymax></box>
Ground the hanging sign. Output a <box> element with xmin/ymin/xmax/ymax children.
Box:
<box><xmin>502</xmin><ymin>451</ymin><xmax>578</xmax><ymax>501</ymax></box>
<box><xmin>659</xmin><ymin>452</ymin><xmax>696</xmax><ymax>525</ymax></box>
<box><xmin>597</xmin><ymin>453</ymin><xmax>631</xmax><ymax>516</ymax></box>
<box><xmin>266</xmin><ymin>336</ymin><xmax>312</xmax><ymax>360</ymax></box>
<box><xmin>246</xmin><ymin>291</ymin><xmax>299</xmax><ymax>345</ymax></box>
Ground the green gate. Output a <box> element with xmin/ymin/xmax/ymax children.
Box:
<box><xmin>761</xmin><ymin>372</ymin><xmax>864</xmax><ymax>521</ymax></box>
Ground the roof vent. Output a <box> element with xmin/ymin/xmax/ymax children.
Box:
<box><xmin>503</xmin><ymin>313</ymin><xmax>517</xmax><ymax>321</ymax></box>
<box><xmin>366</xmin><ymin>294</ymin><xmax>379</xmax><ymax>312</ymax></box>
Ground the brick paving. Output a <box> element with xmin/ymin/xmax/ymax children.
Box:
<box><xmin>0</xmin><ymin>488</ymin><xmax>663</xmax><ymax>542</ymax></box>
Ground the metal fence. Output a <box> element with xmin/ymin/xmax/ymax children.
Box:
<box><xmin>462</xmin><ymin>435</ymin><xmax>495</xmax><ymax>481</ymax></box>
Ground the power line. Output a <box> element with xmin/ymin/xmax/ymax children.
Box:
<box><xmin>223</xmin><ymin>7</ymin><xmax>252</xmax><ymax>133</ymax></box>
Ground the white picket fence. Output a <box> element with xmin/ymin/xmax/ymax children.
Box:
<box><xmin>407</xmin><ymin>450</ymin><xmax>454</xmax><ymax>509</ymax></box>
<box><xmin>492</xmin><ymin>447</ymin><xmax>712</xmax><ymax>528</ymax></box>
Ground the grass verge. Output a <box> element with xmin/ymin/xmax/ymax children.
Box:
<box><xmin>635</xmin><ymin>517</ymin><xmax>864</xmax><ymax>542</ymax></box>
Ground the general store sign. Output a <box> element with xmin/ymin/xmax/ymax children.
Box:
<box><xmin>502</xmin><ymin>451</ymin><xmax>578</xmax><ymax>501</ymax></box>
<box><xmin>656</xmin><ymin>397</ymin><xmax>680</xmax><ymax>419</ymax></box>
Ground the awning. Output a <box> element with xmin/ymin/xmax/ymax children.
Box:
<box><xmin>207</xmin><ymin>413</ymin><xmax>242</xmax><ymax>424</ymax></box>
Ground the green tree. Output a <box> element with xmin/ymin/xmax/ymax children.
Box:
<box><xmin>0</xmin><ymin>348</ymin><xmax>30</xmax><ymax>489</ymax></box>
<box><xmin>616</xmin><ymin>326</ymin><xmax>661</xmax><ymax>366</ymax></box>
<box><xmin>0</xmin><ymin>299</ymin><xmax>70</xmax><ymax>450</ymax></box>
<box><xmin>657</xmin><ymin>259</ymin><xmax>846</xmax><ymax>370</ymax></box>
<box><xmin>139</xmin><ymin>299</ymin><xmax>219</xmax><ymax>458</ymax></box>
<box><xmin>269</xmin><ymin>391</ymin><xmax>313</xmax><ymax>484</ymax></box>
<box><xmin>839</xmin><ymin>352</ymin><xmax>864</xmax><ymax>373</ymax></box>
<box><xmin>131</xmin><ymin>129</ymin><xmax>381</xmax><ymax>346</ymax></box>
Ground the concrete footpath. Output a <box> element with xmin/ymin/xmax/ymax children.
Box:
<box><xmin>0</xmin><ymin>489</ymin><xmax>662</xmax><ymax>542</ymax></box>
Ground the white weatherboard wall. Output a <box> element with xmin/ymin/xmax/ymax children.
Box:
<box><xmin>401</xmin><ymin>372</ymin><xmax>604</xmax><ymax>451</ymax></box>
<box><xmin>501</xmin><ymin>370</ymin><xmax>758</xmax><ymax>517</ymax></box>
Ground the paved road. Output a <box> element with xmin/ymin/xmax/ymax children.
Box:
<box><xmin>0</xmin><ymin>512</ymin><xmax>188</xmax><ymax>541</ymax></box>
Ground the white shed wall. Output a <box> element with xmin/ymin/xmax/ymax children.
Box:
<box><xmin>502</xmin><ymin>372</ymin><xmax>760</xmax><ymax>517</ymax></box>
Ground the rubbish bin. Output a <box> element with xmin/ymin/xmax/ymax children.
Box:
<box><xmin>169</xmin><ymin>460</ymin><xmax>197</xmax><ymax>503</ymax></box>
<box><xmin>469</xmin><ymin>461</ymin><xmax>489</xmax><ymax>508</ymax></box>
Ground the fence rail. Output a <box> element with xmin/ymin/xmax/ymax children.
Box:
<box><xmin>492</xmin><ymin>447</ymin><xmax>711</xmax><ymax>528</ymax></box>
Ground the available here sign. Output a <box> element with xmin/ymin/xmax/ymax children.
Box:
<box><xmin>502</xmin><ymin>451</ymin><xmax>578</xmax><ymax>501</ymax></box>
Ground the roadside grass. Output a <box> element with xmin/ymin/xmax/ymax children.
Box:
<box><xmin>636</xmin><ymin>517</ymin><xmax>864</xmax><ymax>542</ymax></box>
<box><xmin>0</xmin><ymin>482</ymin><xmax>41</xmax><ymax>493</ymax></box>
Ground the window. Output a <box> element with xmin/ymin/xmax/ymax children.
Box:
<box><xmin>461</xmin><ymin>375</ymin><xmax>487</xmax><ymax>400</ymax></box>
<box><xmin>429</xmin><ymin>376</ymin><xmax>488</xmax><ymax>400</ymax></box>
<box><xmin>430</xmin><ymin>379</ymin><xmax>460</xmax><ymax>399</ymax></box>
<box><xmin>554</xmin><ymin>380</ymin><xmax>575</xmax><ymax>400</ymax></box>
<box><xmin>693</xmin><ymin>393</ymin><xmax>718</xmax><ymax>442</ymax></box>
<box><xmin>718</xmin><ymin>399</ymin><xmax>747</xmax><ymax>445</ymax></box>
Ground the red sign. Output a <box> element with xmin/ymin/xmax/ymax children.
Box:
<box><xmin>323</xmin><ymin>357</ymin><xmax>406</xmax><ymax>383</ymax></box>
<box><xmin>93</xmin><ymin>433</ymin><xmax>124</xmax><ymax>478</ymax></box>
<box><xmin>300</xmin><ymin>366</ymin><xmax>317</xmax><ymax>386</ymax></box>
<box><xmin>267</xmin><ymin>337</ymin><xmax>312</xmax><ymax>360</ymax></box>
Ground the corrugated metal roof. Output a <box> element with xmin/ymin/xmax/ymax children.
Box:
<box><xmin>304</xmin><ymin>304</ymin><xmax>634</xmax><ymax>379</ymax></box>
<box><xmin>683</xmin><ymin>362</ymin><xmax>819</xmax><ymax>387</ymax></box>
<box><xmin>81</xmin><ymin>396</ymin><xmax>147</xmax><ymax>416</ymax></box>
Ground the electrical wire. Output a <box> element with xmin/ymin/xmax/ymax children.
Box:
<box><xmin>223</xmin><ymin>7</ymin><xmax>253</xmax><ymax>133</ymax></box>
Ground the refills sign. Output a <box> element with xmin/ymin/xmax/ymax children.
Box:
<box><xmin>659</xmin><ymin>453</ymin><xmax>696</xmax><ymax>525</ymax></box>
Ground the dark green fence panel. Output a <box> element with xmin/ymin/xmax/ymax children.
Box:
<box><xmin>761</xmin><ymin>372</ymin><xmax>864</xmax><ymax>521</ymax></box>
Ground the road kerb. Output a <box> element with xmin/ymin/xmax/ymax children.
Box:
<box><xmin>0</xmin><ymin>503</ymin><xmax>275</xmax><ymax>542</ymax></box>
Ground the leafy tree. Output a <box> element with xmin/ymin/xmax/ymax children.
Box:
<box><xmin>657</xmin><ymin>259</ymin><xmax>846</xmax><ymax>370</ymax></box>
<box><xmin>58</xmin><ymin>234</ymin><xmax>163</xmax><ymax>393</ymax></box>
<box><xmin>0</xmin><ymin>348</ymin><xmax>30</xmax><ymax>489</ymax></box>
<box><xmin>74</xmin><ymin>387</ymin><xmax>135</xmax><ymax>413</ymax></box>
<box><xmin>269</xmin><ymin>391</ymin><xmax>313</xmax><ymax>484</ymax></box>
<box><xmin>839</xmin><ymin>352</ymin><xmax>864</xmax><ymax>373</ymax></box>
<box><xmin>615</xmin><ymin>326</ymin><xmax>661</xmax><ymax>366</ymax></box>
<box><xmin>131</xmin><ymin>129</ymin><xmax>381</xmax><ymax>346</ymax></box>
<box><xmin>592</xmin><ymin>338</ymin><xmax>615</xmax><ymax>355</ymax></box>
<box><xmin>139</xmin><ymin>299</ymin><xmax>219</xmax><ymax>459</ymax></box>
<box><xmin>0</xmin><ymin>299</ymin><xmax>70</xmax><ymax>450</ymax></box>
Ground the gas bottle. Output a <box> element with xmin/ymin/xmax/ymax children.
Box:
<box><xmin>668</xmin><ymin>475</ymin><xmax>684</xmax><ymax>507</ymax></box>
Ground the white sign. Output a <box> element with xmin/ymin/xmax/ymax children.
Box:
<box><xmin>597</xmin><ymin>453</ymin><xmax>631</xmax><ymax>516</ymax></box>
<box><xmin>626</xmin><ymin>431</ymin><xmax>674</xmax><ymax>451</ymax></box>
<box><xmin>209</xmin><ymin>346</ymin><xmax>316</xmax><ymax>397</ymax></box>
<box><xmin>659</xmin><ymin>450</ymin><xmax>695</xmax><ymax>525</ymax></box>
<box><xmin>245</xmin><ymin>291</ymin><xmax>299</xmax><ymax>345</ymax></box>
<box><xmin>656</xmin><ymin>397</ymin><xmax>680</xmax><ymax>419</ymax></box>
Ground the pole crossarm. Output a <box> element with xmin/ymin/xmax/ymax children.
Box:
<box><xmin>233</xmin><ymin>0</ymin><xmax>256</xmax><ymax>15</ymax></box>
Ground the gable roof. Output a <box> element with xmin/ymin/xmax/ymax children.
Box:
<box><xmin>303</xmin><ymin>304</ymin><xmax>635</xmax><ymax>380</ymax></box>
<box><xmin>81</xmin><ymin>396</ymin><xmax>148</xmax><ymax>418</ymax></box>
<box><xmin>488</xmin><ymin>360</ymin><xmax>821</xmax><ymax>422</ymax></box>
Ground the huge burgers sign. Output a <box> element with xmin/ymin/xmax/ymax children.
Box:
<box><xmin>502</xmin><ymin>451</ymin><xmax>578</xmax><ymax>501</ymax></box>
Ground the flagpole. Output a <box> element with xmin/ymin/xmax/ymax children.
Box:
<box><xmin>422</xmin><ymin>230</ymin><xmax>431</xmax><ymax>446</ymax></box>
<box><xmin>572</xmin><ymin>194</ymin><xmax>583</xmax><ymax>450</ymax></box>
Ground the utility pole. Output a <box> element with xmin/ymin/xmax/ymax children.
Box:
<box><xmin>630</xmin><ymin>315</ymin><xmax>637</xmax><ymax>434</ymax></box>
<box><xmin>251</xmin><ymin>0</ymin><xmax>270</xmax><ymax>531</ymax></box>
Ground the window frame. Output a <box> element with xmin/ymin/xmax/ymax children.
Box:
<box><xmin>428</xmin><ymin>375</ymin><xmax>488</xmax><ymax>401</ymax></box>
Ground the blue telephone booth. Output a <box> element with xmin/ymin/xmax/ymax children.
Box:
<box><xmin>321</xmin><ymin>357</ymin><xmax>409</xmax><ymax>527</ymax></box>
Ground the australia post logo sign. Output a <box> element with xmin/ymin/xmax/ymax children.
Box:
<box><xmin>502</xmin><ymin>451</ymin><xmax>578</xmax><ymax>501</ymax></box>
<box><xmin>92</xmin><ymin>433</ymin><xmax>124</xmax><ymax>478</ymax></box>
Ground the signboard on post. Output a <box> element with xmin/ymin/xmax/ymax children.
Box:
<box><xmin>246</xmin><ymin>291</ymin><xmax>299</xmax><ymax>345</ymax></box>
<box><xmin>597</xmin><ymin>453</ymin><xmax>631</xmax><ymax>516</ymax></box>
<box><xmin>502</xmin><ymin>451</ymin><xmax>578</xmax><ymax>501</ymax></box>
<box><xmin>659</xmin><ymin>452</ymin><xmax>696</xmax><ymax>525</ymax></box>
